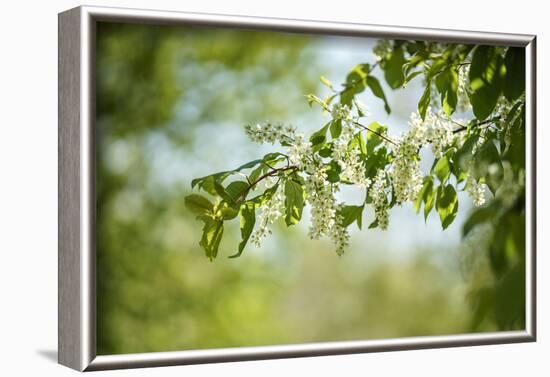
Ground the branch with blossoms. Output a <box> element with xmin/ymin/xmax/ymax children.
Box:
<box><xmin>185</xmin><ymin>40</ymin><xmax>527</xmax><ymax>260</ymax></box>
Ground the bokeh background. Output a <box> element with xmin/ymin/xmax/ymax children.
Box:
<box><xmin>96</xmin><ymin>21</ymin><xmax>505</xmax><ymax>355</ymax></box>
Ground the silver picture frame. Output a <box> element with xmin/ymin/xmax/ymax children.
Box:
<box><xmin>58</xmin><ymin>5</ymin><xmax>537</xmax><ymax>371</ymax></box>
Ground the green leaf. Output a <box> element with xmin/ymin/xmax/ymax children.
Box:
<box><xmin>306</xmin><ymin>93</ymin><xmax>327</xmax><ymax>109</ymax></box>
<box><xmin>235</xmin><ymin>159</ymin><xmax>263</xmax><ymax>171</ymax></box>
<box><xmin>320</xmin><ymin>75</ymin><xmax>334</xmax><ymax>90</ymax></box>
<box><xmin>214</xmin><ymin>180</ymin><xmax>233</xmax><ymax>203</ymax></box>
<box><xmin>284</xmin><ymin>180</ymin><xmax>305</xmax><ymax>226</ymax></box>
<box><xmin>368</xmin><ymin>218</ymin><xmax>379</xmax><ymax>229</ymax></box>
<box><xmin>341</xmin><ymin>64</ymin><xmax>369</xmax><ymax>106</ymax></box>
<box><xmin>503</xmin><ymin>47</ymin><xmax>525</xmax><ymax>101</ymax></box>
<box><xmin>365</xmin><ymin>121</ymin><xmax>388</xmax><ymax>152</ymax></box>
<box><xmin>249</xmin><ymin>183</ymin><xmax>280</xmax><ymax>206</ymax></box>
<box><xmin>414</xmin><ymin>176</ymin><xmax>433</xmax><ymax>213</ymax></box>
<box><xmin>318</xmin><ymin>144</ymin><xmax>334</xmax><ymax>158</ymax></box>
<box><xmin>225</xmin><ymin>181</ymin><xmax>249</xmax><ymax>202</ymax></box>
<box><xmin>418</xmin><ymin>84</ymin><xmax>431</xmax><ymax>120</ymax></box>
<box><xmin>310</xmin><ymin>122</ymin><xmax>330</xmax><ymax>147</ymax></box>
<box><xmin>383</xmin><ymin>46</ymin><xmax>406</xmax><ymax>89</ymax></box>
<box><xmin>433</xmin><ymin>155</ymin><xmax>451</xmax><ymax>183</ymax></box>
<box><xmin>469</xmin><ymin>46</ymin><xmax>505</xmax><ymax>120</ymax></box>
<box><xmin>349</xmin><ymin>132</ymin><xmax>367</xmax><ymax>155</ymax></box>
<box><xmin>454</xmin><ymin>134</ymin><xmax>478</xmax><ymax>172</ymax></box>
<box><xmin>326</xmin><ymin>160</ymin><xmax>341</xmax><ymax>183</ymax></box>
<box><xmin>249</xmin><ymin>165</ymin><xmax>265</xmax><ymax>183</ymax></box>
<box><xmin>436</xmin><ymin>184</ymin><xmax>458</xmax><ymax>229</ymax></box>
<box><xmin>184</xmin><ymin>194</ymin><xmax>214</xmax><ymax>216</ymax></box>
<box><xmin>199</xmin><ymin>218</ymin><xmax>224</xmax><ymax>260</ymax></box>
<box><xmin>339</xmin><ymin>205</ymin><xmax>364</xmax><ymax>230</ymax></box>
<box><xmin>463</xmin><ymin>206</ymin><xmax>494</xmax><ymax>237</ymax></box>
<box><xmin>230</xmin><ymin>202</ymin><xmax>256</xmax><ymax>258</ymax></box>
<box><xmin>330</xmin><ymin>119</ymin><xmax>343</xmax><ymax>139</ymax></box>
<box><xmin>473</xmin><ymin>139</ymin><xmax>502</xmax><ymax>194</ymax></box>
<box><xmin>191</xmin><ymin>175</ymin><xmax>222</xmax><ymax>196</ymax></box>
<box><xmin>366</xmin><ymin>76</ymin><xmax>391</xmax><ymax>114</ymax></box>
<box><xmin>424</xmin><ymin>184</ymin><xmax>436</xmax><ymax>221</ymax></box>
<box><xmin>435</xmin><ymin>67</ymin><xmax>459</xmax><ymax>116</ymax></box>
<box><xmin>219</xmin><ymin>205</ymin><xmax>239</xmax><ymax>220</ymax></box>
<box><xmin>403</xmin><ymin>70</ymin><xmax>423</xmax><ymax>86</ymax></box>
<box><xmin>364</xmin><ymin>147</ymin><xmax>391</xmax><ymax>179</ymax></box>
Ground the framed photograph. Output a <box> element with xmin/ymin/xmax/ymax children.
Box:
<box><xmin>58</xmin><ymin>6</ymin><xmax>536</xmax><ymax>371</ymax></box>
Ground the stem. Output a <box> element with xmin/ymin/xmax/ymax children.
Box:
<box><xmin>352</xmin><ymin>121</ymin><xmax>398</xmax><ymax>147</ymax></box>
<box><xmin>237</xmin><ymin>165</ymin><xmax>298</xmax><ymax>202</ymax></box>
<box><xmin>451</xmin><ymin>116</ymin><xmax>501</xmax><ymax>134</ymax></box>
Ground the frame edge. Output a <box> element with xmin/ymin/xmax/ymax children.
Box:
<box><xmin>59</xmin><ymin>5</ymin><xmax>537</xmax><ymax>372</ymax></box>
<box><xmin>58</xmin><ymin>6</ymin><xmax>83</xmax><ymax>372</ymax></box>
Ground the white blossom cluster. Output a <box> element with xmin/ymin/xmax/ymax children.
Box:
<box><xmin>250</xmin><ymin>185</ymin><xmax>285</xmax><ymax>247</ymax></box>
<box><xmin>329</xmin><ymin>209</ymin><xmax>350</xmax><ymax>256</ymax></box>
<box><xmin>244</xmin><ymin>121</ymin><xmax>295</xmax><ymax>145</ymax></box>
<box><xmin>331</xmin><ymin>104</ymin><xmax>371</xmax><ymax>189</ymax></box>
<box><xmin>390</xmin><ymin>113</ymin><xmax>425</xmax><ymax>204</ymax></box>
<box><xmin>339</xmin><ymin>150</ymin><xmax>372</xmax><ymax>189</ymax></box>
<box><xmin>390</xmin><ymin>108</ymin><xmax>457</xmax><ymax>204</ymax></box>
<box><xmin>331</xmin><ymin>103</ymin><xmax>353</xmax><ymax>121</ymax></box>
<box><xmin>369</xmin><ymin>170</ymin><xmax>390</xmax><ymax>229</ymax></box>
<box><xmin>424</xmin><ymin>109</ymin><xmax>455</xmax><ymax>158</ymax></box>
<box><xmin>466</xmin><ymin>175</ymin><xmax>486</xmax><ymax>207</ymax></box>
<box><xmin>287</xmin><ymin>133</ymin><xmax>312</xmax><ymax>169</ymax></box>
<box><xmin>304</xmin><ymin>165</ymin><xmax>337</xmax><ymax>239</ymax></box>
<box><xmin>373</xmin><ymin>40</ymin><xmax>392</xmax><ymax>62</ymax></box>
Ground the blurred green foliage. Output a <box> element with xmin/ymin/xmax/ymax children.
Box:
<box><xmin>95</xmin><ymin>22</ymin><xmax>523</xmax><ymax>356</ymax></box>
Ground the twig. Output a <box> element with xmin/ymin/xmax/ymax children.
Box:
<box><xmin>236</xmin><ymin>165</ymin><xmax>297</xmax><ymax>202</ymax></box>
<box><xmin>352</xmin><ymin>121</ymin><xmax>398</xmax><ymax>147</ymax></box>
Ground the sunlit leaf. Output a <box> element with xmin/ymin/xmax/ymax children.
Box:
<box><xmin>435</xmin><ymin>67</ymin><xmax>458</xmax><ymax>116</ymax></box>
<box><xmin>339</xmin><ymin>205</ymin><xmax>364</xmax><ymax>230</ymax></box>
<box><xmin>418</xmin><ymin>84</ymin><xmax>431</xmax><ymax>120</ymax></box>
<box><xmin>199</xmin><ymin>218</ymin><xmax>224</xmax><ymax>260</ymax></box>
<box><xmin>469</xmin><ymin>46</ymin><xmax>505</xmax><ymax>120</ymax></box>
<box><xmin>383</xmin><ymin>46</ymin><xmax>406</xmax><ymax>89</ymax></box>
<box><xmin>436</xmin><ymin>184</ymin><xmax>458</xmax><ymax>229</ymax></box>
<box><xmin>229</xmin><ymin>202</ymin><xmax>256</xmax><ymax>258</ymax></box>
<box><xmin>184</xmin><ymin>194</ymin><xmax>214</xmax><ymax>216</ymax></box>
<box><xmin>284</xmin><ymin>180</ymin><xmax>305</xmax><ymax>226</ymax></box>
<box><xmin>366</xmin><ymin>76</ymin><xmax>391</xmax><ymax>114</ymax></box>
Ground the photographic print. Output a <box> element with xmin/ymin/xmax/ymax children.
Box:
<box><xmin>96</xmin><ymin>22</ymin><xmax>527</xmax><ymax>353</ymax></box>
<box><xmin>58</xmin><ymin>6</ymin><xmax>535</xmax><ymax>370</ymax></box>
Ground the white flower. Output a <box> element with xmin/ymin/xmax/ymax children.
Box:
<box><xmin>287</xmin><ymin>133</ymin><xmax>312</xmax><ymax>169</ymax></box>
<box><xmin>304</xmin><ymin>164</ymin><xmax>338</xmax><ymax>240</ymax></box>
<box><xmin>373</xmin><ymin>40</ymin><xmax>392</xmax><ymax>62</ymax></box>
<box><xmin>424</xmin><ymin>109</ymin><xmax>455</xmax><ymax>158</ymax></box>
<box><xmin>244</xmin><ymin>121</ymin><xmax>295</xmax><ymax>145</ymax></box>
<box><xmin>390</xmin><ymin>108</ymin><xmax>456</xmax><ymax>204</ymax></box>
<box><xmin>250</xmin><ymin>185</ymin><xmax>285</xmax><ymax>247</ymax></box>
<box><xmin>329</xmin><ymin>210</ymin><xmax>350</xmax><ymax>256</ymax></box>
<box><xmin>466</xmin><ymin>175</ymin><xmax>486</xmax><ymax>207</ymax></box>
<box><xmin>330</xmin><ymin>118</ymin><xmax>370</xmax><ymax>190</ymax></box>
<box><xmin>370</xmin><ymin>170</ymin><xmax>390</xmax><ymax>230</ymax></box>
<box><xmin>390</xmin><ymin>113</ymin><xmax>425</xmax><ymax>204</ymax></box>
<box><xmin>338</xmin><ymin>150</ymin><xmax>371</xmax><ymax>189</ymax></box>
<box><xmin>331</xmin><ymin>103</ymin><xmax>352</xmax><ymax>121</ymax></box>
